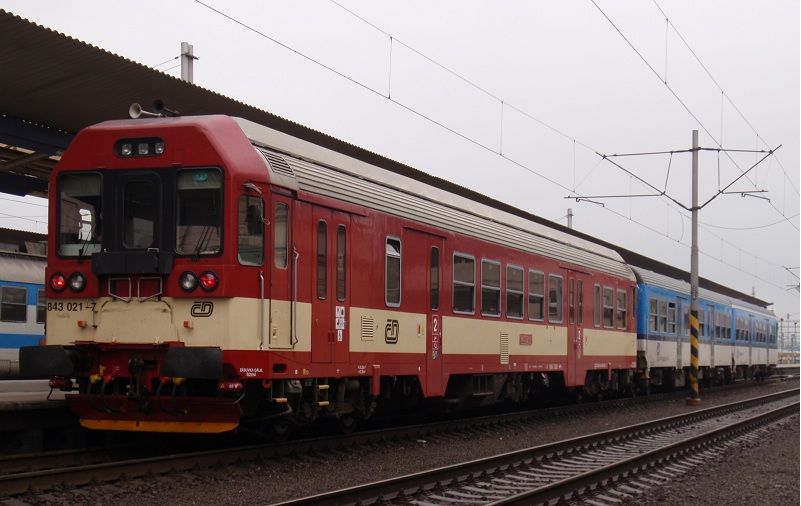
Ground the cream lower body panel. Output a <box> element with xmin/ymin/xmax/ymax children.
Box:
<box><xmin>583</xmin><ymin>329</ymin><xmax>635</xmax><ymax>357</ymax></box>
<box><xmin>442</xmin><ymin>316</ymin><xmax>566</xmax><ymax>357</ymax></box>
<box><xmin>46</xmin><ymin>297</ymin><xmax>312</xmax><ymax>352</ymax></box>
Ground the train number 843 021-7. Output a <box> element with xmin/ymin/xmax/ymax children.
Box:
<box><xmin>47</xmin><ymin>301</ymin><xmax>96</xmax><ymax>312</ymax></box>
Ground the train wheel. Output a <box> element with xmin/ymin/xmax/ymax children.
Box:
<box><xmin>337</xmin><ymin>413</ymin><xmax>358</xmax><ymax>434</ymax></box>
<box><xmin>267</xmin><ymin>419</ymin><xmax>293</xmax><ymax>442</ymax></box>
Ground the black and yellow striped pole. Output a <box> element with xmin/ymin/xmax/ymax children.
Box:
<box><xmin>687</xmin><ymin>130</ymin><xmax>701</xmax><ymax>405</ymax></box>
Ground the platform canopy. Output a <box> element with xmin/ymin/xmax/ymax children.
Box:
<box><xmin>0</xmin><ymin>8</ymin><xmax>385</xmax><ymax>198</ymax></box>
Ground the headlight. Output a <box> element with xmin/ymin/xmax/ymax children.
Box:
<box><xmin>68</xmin><ymin>272</ymin><xmax>86</xmax><ymax>292</ymax></box>
<box><xmin>179</xmin><ymin>271</ymin><xmax>198</xmax><ymax>292</ymax></box>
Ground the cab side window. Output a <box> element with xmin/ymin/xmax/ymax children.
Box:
<box><xmin>237</xmin><ymin>195</ymin><xmax>264</xmax><ymax>266</ymax></box>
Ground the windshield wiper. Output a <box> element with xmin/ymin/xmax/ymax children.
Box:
<box><xmin>191</xmin><ymin>223</ymin><xmax>213</xmax><ymax>260</ymax></box>
<box><xmin>77</xmin><ymin>224</ymin><xmax>95</xmax><ymax>261</ymax></box>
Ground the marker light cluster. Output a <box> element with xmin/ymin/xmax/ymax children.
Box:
<box><xmin>179</xmin><ymin>271</ymin><xmax>219</xmax><ymax>292</ymax></box>
<box><xmin>116</xmin><ymin>137</ymin><xmax>165</xmax><ymax>157</ymax></box>
<box><xmin>50</xmin><ymin>272</ymin><xmax>86</xmax><ymax>292</ymax></box>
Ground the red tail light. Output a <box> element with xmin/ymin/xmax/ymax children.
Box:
<box><xmin>199</xmin><ymin>271</ymin><xmax>219</xmax><ymax>291</ymax></box>
<box><xmin>50</xmin><ymin>273</ymin><xmax>66</xmax><ymax>292</ymax></box>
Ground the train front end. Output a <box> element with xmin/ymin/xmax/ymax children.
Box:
<box><xmin>21</xmin><ymin>115</ymin><xmax>269</xmax><ymax>433</ymax></box>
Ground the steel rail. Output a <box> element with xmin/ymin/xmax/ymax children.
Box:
<box><xmin>272</xmin><ymin>388</ymin><xmax>798</xmax><ymax>506</ymax></box>
<box><xmin>0</xmin><ymin>381</ymin><xmax>794</xmax><ymax>497</ymax></box>
<box><xmin>0</xmin><ymin>382</ymin><xmax>703</xmax><ymax>477</ymax></box>
<box><xmin>491</xmin><ymin>400</ymin><xmax>799</xmax><ymax>505</ymax></box>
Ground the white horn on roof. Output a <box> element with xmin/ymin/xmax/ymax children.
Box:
<box><xmin>128</xmin><ymin>102</ymin><xmax>161</xmax><ymax>119</ymax></box>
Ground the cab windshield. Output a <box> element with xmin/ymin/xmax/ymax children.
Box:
<box><xmin>58</xmin><ymin>173</ymin><xmax>102</xmax><ymax>257</ymax></box>
<box><xmin>175</xmin><ymin>169</ymin><xmax>223</xmax><ymax>255</ymax></box>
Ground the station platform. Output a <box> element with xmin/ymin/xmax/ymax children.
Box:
<box><xmin>0</xmin><ymin>379</ymin><xmax>66</xmax><ymax>411</ymax></box>
<box><xmin>0</xmin><ymin>380</ymin><xmax>76</xmax><ymax>453</ymax></box>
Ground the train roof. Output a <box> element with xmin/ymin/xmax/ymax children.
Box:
<box><xmin>232</xmin><ymin>114</ymin><xmax>769</xmax><ymax>304</ymax></box>
<box><xmin>632</xmin><ymin>266</ymin><xmax>774</xmax><ymax>318</ymax></box>
<box><xmin>0</xmin><ymin>253</ymin><xmax>45</xmax><ymax>284</ymax></box>
<box><xmin>235</xmin><ymin>118</ymin><xmax>635</xmax><ymax>282</ymax></box>
<box><xmin>0</xmin><ymin>227</ymin><xmax>46</xmax><ymax>257</ymax></box>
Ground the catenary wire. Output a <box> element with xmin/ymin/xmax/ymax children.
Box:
<box><xmin>590</xmin><ymin>0</ymin><xmax>797</xmax><ymax>231</ymax></box>
<box><xmin>651</xmin><ymin>0</ymin><xmax>800</xmax><ymax>198</ymax></box>
<box><xmin>192</xmin><ymin>1</ymin><xmax>797</xmax><ymax>291</ymax></box>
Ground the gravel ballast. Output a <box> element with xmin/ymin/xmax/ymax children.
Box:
<box><xmin>6</xmin><ymin>379</ymin><xmax>798</xmax><ymax>506</ymax></box>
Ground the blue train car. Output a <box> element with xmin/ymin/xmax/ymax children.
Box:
<box><xmin>732</xmin><ymin>304</ymin><xmax>779</xmax><ymax>377</ymax></box>
<box><xmin>0</xmin><ymin>248</ymin><xmax>46</xmax><ymax>377</ymax></box>
<box><xmin>633</xmin><ymin>266</ymin><xmax>777</xmax><ymax>389</ymax></box>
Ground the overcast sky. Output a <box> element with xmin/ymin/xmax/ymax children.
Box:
<box><xmin>1</xmin><ymin>0</ymin><xmax>798</xmax><ymax>319</ymax></box>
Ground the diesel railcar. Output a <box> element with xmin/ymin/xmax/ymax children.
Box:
<box><xmin>21</xmin><ymin>114</ymin><xmax>640</xmax><ymax>434</ymax></box>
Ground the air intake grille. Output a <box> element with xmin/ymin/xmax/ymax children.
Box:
<box><xmin>500</xmin><ymin>333</ymin><xmax>509</xmax><ymax>365</ymax></box>
<box><xmin>259</xmin><ymin>149</ymin><xmax>295</xmax><ymax>179</ymax></box>
<box><xmin>361</xmin><ymin>316</ymin><xmax>375</xmax><ymax>341</ymax></box>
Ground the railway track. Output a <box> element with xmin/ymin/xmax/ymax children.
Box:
<box><xmin>0</xmin><ymin>379</ymin><xmax>794</xmax><ymax>498</ymax></box>
<box><xmin>274</xmin><ymin>388</ymin><xmax>799</xmax><ymax>506</ymax></box>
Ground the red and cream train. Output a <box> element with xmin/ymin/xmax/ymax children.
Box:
<box><xmin>20</xmin><ymin>114</ymin><xmax>767</xmax><ymax>434</ymax></box>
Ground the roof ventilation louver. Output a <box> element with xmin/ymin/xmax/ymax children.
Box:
<box><xmin>260</xmin><ymin>150</ymin><xmax>295</xmax><ymax>179</ymax></box>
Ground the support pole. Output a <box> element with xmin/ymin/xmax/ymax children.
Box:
<box><xmin>688</xmin><ymin>129</ymin><xmax>701</xmax><ymax>405</ymax></box>
<box><xmin>181</xmin><ymin>42</ymin><xmax>195</xmax><ymax>83</ymax></box>
<box><xmin>567</xmin><ymin>208</ymin><xmax>573</xmax><ymax>229</ymax></box>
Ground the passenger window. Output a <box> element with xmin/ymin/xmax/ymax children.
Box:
<box><xmin>385</xmin><ymin>237</ymin><xmax>401</xmax><ymax>307</ymax></box>
<box><xmin>699</xmin><ymin>309</ymin><xmax>706</xmax><ymax>337</ymax></box>
<box><xmin>649</xmin><ymin>298</ymin><xmax>658</xmax><ymax>332</ymax></box>
<box><xmin>616</xmin><ymin>289</ymin><xmax>627</xmax><ymax>329</ymax></box>
<box><xmin>453</xmin><ymin>253</ymin><xmax>475</xmax><ymax>313</ymax></box>
<box><xmin>577</xmin><ymin>281</ymin><xmax>583</xmax><ymax>325</ymax></box>
<box><xmin>316</xmin><ymin>221</ymin><xmax>327</xmax><ymax>299</ymax></box>
<box><xmin>0</xmin><ymin>286</ymin><xmax>27</xmax><ymax>323</ymax></box>
<box><xmin>603</xmin><ymin>287</ymin><xmax>614</xmax><ymax>327</ymax></box>
<box><xmin>336</xmin><ymin>226</ymin><xmax>346</xmax><ymax>301</ymax></box>
<box><xmin>481</xmin><ymin>260</ymin><xmax>501</xmax><ymax>317</ymax></box>
<box><xmin>595</xmin><ymin>285</ymin><xmax>603</xmax><ymax>327</ymax></box>
<box><xmin>548</xmin><ymin>274</ymin><xmax>563</xmax><ymax>323</ymax></box>
<box><xmin>274</xmin><ymin>203</ymin><xmax>288</xmax><ymax>268</ymax></box>
<box><xmin>568</xmin><ymin>279</ymin><xmax>575</xmax><ymax>324</ymax></box>
<box><xmin>237</xmin><ymin>195</ymin><xmax>264</xmax><ymax>266</ymax></box>
<box><xmin>658</xmin><ymin>300</ymin><xmax>667</xmax><ymax>332</ymax></box>
<box><xmin>667</xmin><ymin>302</ymin><xmax>677</xmax><ymax>334</ymax></box>
<box><xmin>36</xmin><ymin>289</ymin><xmax>46</xmax><ymax>324</ymax></box>
<box><xmin>506</xmin><ymin>265</ymin><xmax>523</xmax><ymax>319</ymax></box>
<box><xmin>528</xmin><ymin>270</ymin><xmax>545</xmax><ymax>321</ymax></box>
<box><xmin>430</xmin><ymin>247</ymin><xmax>440</xmax><ymax>311</ymax></box>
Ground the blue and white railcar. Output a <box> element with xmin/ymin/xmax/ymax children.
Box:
<box><xmin>0</xmin><ymin>253</ymin><xmax>46</xmax><ymax>377</ymax></box>
<box><xmin>633</xmin><ymin>266</ymin><xmax>776</xmax><ymax>388</ymax></box>
<box><xmin>732</xmin><ymin>303</ymin><xmax>778</xmax><ymax>377</ymax></box>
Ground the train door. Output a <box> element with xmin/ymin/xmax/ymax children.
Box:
<box><xmin>708</xmin><ymin>304</ymin><xmax>715</xmax><ymax>367</ymax></box>
<box><xmin>677</xmin><ymin>299</ymin><xmax>684</xmax><ymax>370</ymax></box>
<box><xmin>748</xmin><ymin>315</ymin><xmax>753</xmax><ymax>367</ymax></box>
<box><xmin>426</xmin><ymin>238</ymin><xmax>444</xmax><ymax>396</ymax></box>
<box><xmin>269</xmin><ymin>194</ymin><xmax>293</xmax><ymax>349</ymax></box>
<box><xmin>310</xmin><ymin>206</ymin><xmax>350</xmax><ymax>363</ymax></box>
<box><xmin>566</xmin><ymin>271</ymin><xmax>586</xmax><ymax>386</ymax></box>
